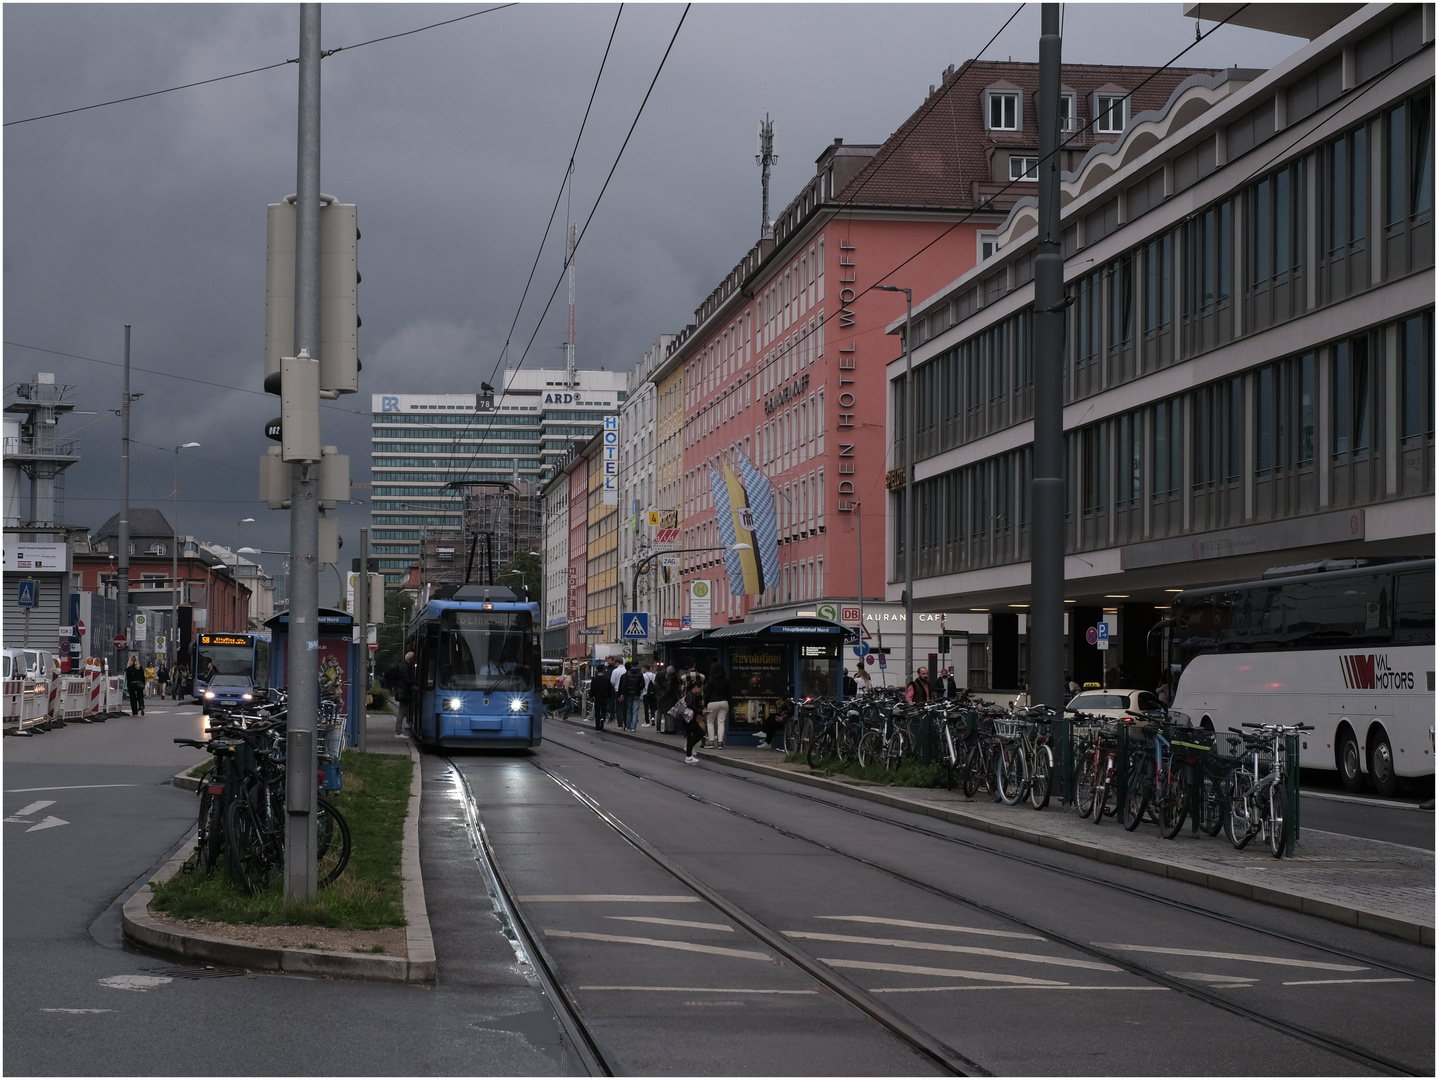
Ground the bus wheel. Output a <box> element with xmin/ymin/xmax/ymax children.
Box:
<box><xmin>1337</xmin><ymin>728</ymin><xmax>1363</xmax><ymax>793</ymax></box>
<box><xmin>1368</xmin><ymin>728</ymin><xmax>1398</xmax><ymax>797</ymax></box>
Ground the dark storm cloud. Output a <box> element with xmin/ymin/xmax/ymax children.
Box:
<box><xmin>3</xmin><ymin>3</ymin><xmax>1301</xmax><ymax>602</ymax></box>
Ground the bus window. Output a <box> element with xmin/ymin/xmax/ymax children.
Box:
<box><xmin>1395</xmin><ymin>568</ymin><xmax>1435</xmax><ymax>643</ymax></box>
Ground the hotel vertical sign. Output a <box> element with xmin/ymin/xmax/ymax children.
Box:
<box><xmin>602</xmin><ymin>415</ymin><xmax>619</xmax><ymax>505</ymax></box>
<box><xmin>837</xmin><ymin>238</ymin><xmax>859</xmax><ymax>512</ymax></box>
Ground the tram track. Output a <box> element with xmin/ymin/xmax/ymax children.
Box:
<box><xmin>526</xmin><ymin>726</ymin><xmax>1428</xmax><ymax>1076</ymax></box>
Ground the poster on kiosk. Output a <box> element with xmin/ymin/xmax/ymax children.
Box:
<box><xmin>265</xmin><ymin>607</ymin><xmax>360</xmax><ymax>748</ymax></box>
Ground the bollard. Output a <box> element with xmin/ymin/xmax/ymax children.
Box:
<box><xmin>88</xmin><ymin>659</ymin><xmax>106</xmax><ymax>721</ymax></box>
<box><xmin>46</xmin><ymin>658</ymin><xmax>64</xmax><ymax>729</ymax></box>
<box><xmin>1285</xmin><ymin>731</ymin><xmax>1301</xmax><ymax>856</ymax></box>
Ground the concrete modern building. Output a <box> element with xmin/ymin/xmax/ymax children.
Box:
<box><xmin>885</xmin><ymin>3</ymin><xmax>1434</xmax><ymax>691</ymax></box>
<box><xmin>369</xmin><ymin>367</ymin><xmax>627</xmax><ymax>587</ymax></box>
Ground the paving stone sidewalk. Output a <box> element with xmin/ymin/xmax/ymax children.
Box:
<box><xmin>558</xmin><ymin>714</ymin><xmax>1434</xmax><ymax>944</ymax></box>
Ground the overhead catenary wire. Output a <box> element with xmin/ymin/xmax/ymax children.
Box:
<box><xmin>3</xmin><ymin>4</ymin><xmax>518</xmax><ymax>128</ymax></box>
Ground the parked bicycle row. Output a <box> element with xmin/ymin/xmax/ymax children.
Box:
<box><xmin>174</xmin><ymin>688</ymin><xmax>352</xmax><ymax>892</ymax></box>
<box><xmin>792</xmin><ymin>689</ymin><xmax>1307</xmax><ymax>857</ymax></box>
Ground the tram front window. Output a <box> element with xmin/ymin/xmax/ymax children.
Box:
<box><xmin>439</xmin><ymin>611</ymin><xmax>537</xmax><ymax>692</ymax></box>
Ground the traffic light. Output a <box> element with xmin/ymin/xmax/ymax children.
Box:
<box><xmin>265</xmin><ymin>196</ymin><xmax>360</xmax><ymax>396</ymax></box>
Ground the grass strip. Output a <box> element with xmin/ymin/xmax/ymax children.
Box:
<box><xmin>790</xmin><ymin>753</ymin><xmax>950</xmax><ymax>788</ymax></box>
<box><xmin>152</xmin><ymin>749</ymin><xmax>412</xmax><ymax>930</ymax></box>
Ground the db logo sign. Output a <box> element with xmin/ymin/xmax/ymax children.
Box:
<box><xmin>840</xmin><ymin>606</ymin><xmax>862</xmax><ymax>624</ymax></box>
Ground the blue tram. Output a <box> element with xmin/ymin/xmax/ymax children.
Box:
<box><xmin>403</xmin><ymin>584</ymin><xmax>542</xmax><ymax>749</ymax></box>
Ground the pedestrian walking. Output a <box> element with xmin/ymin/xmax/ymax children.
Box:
<box><xmin>155</xmin><ymin>662</ymin><xmax>169</xmax><ymax>700</ymax></box>
<box><xmin>144</xmin><ymin>662</ymin><xmax>157</xmax><ymax>698</ymax></box>
<box><xmin>387</xmin><ymin>652</ymin><xmax>416</xmax><ymax>736</ymax></box>
<box><xmin>124</xmin><ymin>655</ymin><xmax>146</xmax><ymax>716</ymax></box>
<box><xmin>590</xmin><ymin>662</ymin><xmax>613</xmax><ymax>730</ymax></box>
<box><xmin>855</xmin><ymin>665</ymin><xmax>872</xmax><ymax>693</ymax></box>
<box><xmin>704</xmin><ymin>661</ymin><xmax>730</xmax><ymax>749</ymax></box>
<box><xmin>619</xmin><ymin>661</ymin><xmax>646</xmax><ymax>731</ymax></box>
<box><xmin>608</xmin><ymin>657</ymin><xmax>626</xmax><ymax>727</ymax></box>
<box><xmin>641</xmin><ymin>662</ymin><xmax>657</xmax><ymax>726</ymax></box>
<box><xmin>171</xmin><ymin>663</ymin><xmax>188</xmax><ymax>700</ymax></box>
<box><xmin>682</xmin><ymin>677</ymin><xmax>707</xmax><ymax>763</ymax></box>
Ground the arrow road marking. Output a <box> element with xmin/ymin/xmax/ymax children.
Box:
<box><xmin>5</xmin><ymin>800</ymin><xmax>54</xmax><ymax>821</ymax></box>
<box><xmin>545</xmin><ymin>929</ymin><xmax>771</xmax><ymax>962</ymax></box>
<box><xmin>607</xmin><ymin>916</ymin><xmax>734</xmax><ymax>932</ymax></box>
<box><xmin>1093</xmin><ymin>943</ymin><xmax>1367</xmax><ymax>971</ymax></box>
<box><xmin>817</xmin><ymin>915</ymin><xmax>1045</xmax><ymax>941</ymax></box>
<box><xmin>786</xmin><ymin>931</ymin><xmax>1119</xmax><ymax>972</ymax></box>
<box><xmin>27</xmin><ymin>816</ymin><xmax>69</xmax><ymax>832</ymax></box>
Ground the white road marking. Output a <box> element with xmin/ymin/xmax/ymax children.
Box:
<box><xmin>821</xmin><ymin>958</ymin><xmax>1066</xmax><ymax>986</ymax></box>
<box><xmin>544</xmin><ymin>929</ymin><xmax>771</xmax><ymax>961</ymax></box>
<box><xmin>871</xmin><ymin>984</ymin><xmax>1170</xmax><ymax>994</ymax></box>
<box><xmin>1093</xmin><ymin>943</ymin><xmax>1367</xmax><ymax>972</ymax></box>
<box><xmin>787</xmin><ymin>931</ymin><xmax>1119</xmax><ymax>972</ymax></box>
<box><xmin>26</xmin><ymin>815</ymin><xmax>69</xmax><ymax>832</ymax></box>
<box><xmin>579</xmin><ymin>986</ymin><xmax>816</xmax><ymax>994</ymax></box>
<box><xmin>607</xmin><ymin>915</ymin><xmax>733</xmax><ymax>932</ymax></box>
<box><xmin>520</xmin><ymin>894</ymin><xmax>698</xmax><ymax>903</ymax></box>
<box><xmin>817</xmin><ymin>915</ymin><xmax>1044</xmax><ymax>941</ymax></box>
<box><xmin>7</xmin><ymin>784</ymin><xmax>137</xmax><ymax>793</ymax></box>
<box><xmin>1168</xmin><ymin>971</ymin><xmax>1259</xmax><ymax>985</ymax></box>
<box><xmin>98</xmin><ymin>975</ymin><xmax>172</xmax><ymax>992</ymax></box>
<box><xmin>5</xmin><ymin>800</ymin><xmax>55</xmax><ymax>821</ymax></box>
<box><xmin>1283</xmin><ymin>977</ymin><xmax>1415</xmax><ymax>987</ymax></box>
<box><xmin>40</xmin><ymin>1008</ymin><xmax>115</xmax><ymax>1014</ymax></box>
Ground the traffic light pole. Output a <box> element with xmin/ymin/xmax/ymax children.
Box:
<box><xmin>284</xmin><ymin>1</ymin><xmax>321</xmax><ymax>901</ymax></box>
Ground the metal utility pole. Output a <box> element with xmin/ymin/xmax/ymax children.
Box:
<box><xmin>565</xmin><ymin>223</ymin><xmax>578</xmax><ymax>389</ymax></box>
<box><xmin>284</xmin><ymin>1</ymin><xmax>322</xmax><ymax>901</ymax></box>
<box><xmin>172</xmin><ymin>442</ymin><xmax>200</xmax><ymax>673</ymax></box>
<box><xmin>756</xmin><ymin>113</ymin><xmax>777</xmax><ymax>237</ymax></box>
<box><xmin>1032</xmin><ymin>6</ymin><xmax>1068</xmax><ymax>785</ymax></box>
<box><xmin>875</xmin><ymin>285</ymin><xmax>914</xmax><ymax>683</ymax></box>
<box><xmin>118</xmin><ymin>325</ymin><xmax>132</xmax><ymax>671</ymax></box>
<box><xmin>355</xmin><ymin>527</ymin><xmax>369</xmax><ymax>752</ymax></box>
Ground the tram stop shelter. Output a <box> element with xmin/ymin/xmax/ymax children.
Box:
<box><xmin>266</xmin><ymin>607</ymin><xmax>362</xmax><ymax>748</ymax></box>
<box><xmin>660</xmin><ymin>616</ymin><xmax>848</xmax><ymax>738</ymax></box>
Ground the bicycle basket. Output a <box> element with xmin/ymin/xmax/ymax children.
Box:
<box><xmin>991</xmin><ymin>717</ymin><xmax>1030</xmax><ymax>739</ymax></box>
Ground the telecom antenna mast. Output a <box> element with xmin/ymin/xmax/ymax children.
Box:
<box><xmin>565</xmin><ymin>223</ymin><xmax>577</xmax><ymax>388</ymax></box>
<box><xmin>756</xmin><ymin>113</ymin><xmax>777</xmax><ymax>238</ymax></box>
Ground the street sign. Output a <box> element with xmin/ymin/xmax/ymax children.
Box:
<box><xmin>937</xmin><ymin>635</ymin><xmax>951</xmax><ymax>653</ymax></box>
<box><xmin>840</xmin><ymin>605</ymin><xmax>862</xmax><ymax>624</ymax></box>
<box><xmin>876</xmin><ymin>651</ymin><xmax>887</xmax><ymax>669</ymax></box>
<box><xmin>816</xmin><ymin>603</ymin><xmax>838</xmax><ymax>622</ymax></box>
<box><xmin>113</xmin><ymin>634</ymin><xmax>128</xmax><ymax>649</ymax></box>
<box><xmin>16</xmin><ymin>580</ymin><xmax>37</xmax><ymax>608</ymax></box>
<box><xmin>659</xmin><ymin>555</ymin><xmax>679</xmax><ymax>567</ymax></box>
<box><xmin>853</xmin><ymin>642</ymin><xmax>870</xmax><ymax>658</ymax></box>
<box><xmin>579</xmin><ymin>627</ymin><xmax>606</xmax><ymax>637</ymax></box>
<box><xmin>655</xmin><ymin>528</ymin><xmax>680</xmax><ymax>543</ymax></box>
<box><xmin>1096</xmin><ymin>621</ymin><xmax>1110</xmax><ymax>651</ymax></box>
<box><xmin>1085</xmin><ymin>626</ymin><xmax>1098</xmax><ymax>645</ymax></box>
<box><xmin>621</xmin><ymin>612</ymin><xmax>649</xmax><ymax>639</ymax></box>
<box><xmin>57</xmin><ymin>626</ymin><xmax>74</xmax><ymax>639</ymax></box>
<box><xmin>76</xmin><ymin>619</ymin><xmax>86</xmax><ymax>637</ymax></box>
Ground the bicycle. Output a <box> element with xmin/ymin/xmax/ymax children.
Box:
<box><xmin>1226</xmin><ymin>722</ymin><xmax>1309</xmax><ymax>857</ymax></box>
<box><xmin>1008</xmin><ymin>704</ymin><xmax>1057</xmax><ymax>810</ymax></box>
<box><xmin>1069</xmin><ymin>712</ymin><xmax>1118</xmax><ymax>822</ymax></box>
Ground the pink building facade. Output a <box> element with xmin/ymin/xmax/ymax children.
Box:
<box><xmin>565</xmin><ymin>453</ymin><xmax>588</xmax><ymax>659</ymax></box>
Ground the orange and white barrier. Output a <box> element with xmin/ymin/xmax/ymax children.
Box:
<box><xmin>2</xmin><ymin>677</ymin><xmax>25</xmax><ymax>724</ymax></box>
<box><xmin>60</xmin><ymin>676</ymin><xmax>89</xmax><ymax>721</ymax></box>
<box><xmin>88</xmin><ymin>658</ymin><xmax>104</xmax><ymax>718</ymax></box>
<box><xmin>105</xmin><ymin>676</ymin><xmax>125</xmax><ymax>714</ymax></box>
<box><xmin>47</xmin><ymin>659</ymin><xmax>62</xmax><ymax>727</ymax></box>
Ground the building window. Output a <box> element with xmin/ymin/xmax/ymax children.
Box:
<box><xmin>1008</xmin><ymin>155</ymin><xmax>1038</xmax><ymax>181</ymax></box>
<box><xmin>987</xmin><ymin>90</ymin><xmax>1019</xmax><ymax>131</ymax></box>
<box><xmin>978</xmin><ymin>231</ymin><xmax>1001</xmax><ymax>261</ymax></box>
<box><xmin>1059</xmin><ymin>92</ymin><xmax>1078</xmax><ymax>132</ymax></box>
<box><xmin>1094</xmin><ymin>92</ymin><xmax>1127</xmax><ymax>134</ymax></box>
<box><xmin>1400</xmin><ymin>313</ymin><xmax>1434</xmax><ymax>444</ymax></box>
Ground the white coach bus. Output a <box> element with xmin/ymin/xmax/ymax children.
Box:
<box><xmin>1166</xmin><ymin>559</ymin><xmax>1434</xmax><ymax>796</ymax></box>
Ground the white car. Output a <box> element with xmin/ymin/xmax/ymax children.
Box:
<box><xmin>1065</xmin><ymin>687</ymin><xmax>1167</xmax><ymax>720</ymax></box>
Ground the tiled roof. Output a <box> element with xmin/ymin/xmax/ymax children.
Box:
<box><xmin>93</xmin><ymin>507</ymin><xmax>175</xmax><ymax>543</ymax></box>
<box><xmin>837</xmin><ymin>60</ymin><xmax>1218</xmax><ymax>212</ymax></box>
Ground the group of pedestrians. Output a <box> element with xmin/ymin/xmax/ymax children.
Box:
<box><xmin>121</xmin><ymin>655</ymin><xmax>183</xmax><ymax>715</ymax></box>
<box><xmin>588</xmin><ymin>656</ymin><xmax>665</xmax><ymax>732</ymax></box>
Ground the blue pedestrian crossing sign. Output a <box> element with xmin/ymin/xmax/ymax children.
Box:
<box><xmin>16</xmin><ymin>580</ymin><xmax>38</xmax><ymax>608</ymax></box>
<box><xmin>621</xmin><ymin>612</ymin><xmax>649</xmax><ymax>639</ymax></box>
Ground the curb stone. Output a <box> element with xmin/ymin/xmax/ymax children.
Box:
<box><xmin>123</xmin><ymin>739</ymin><xmax>436</xmax><ymax>982</ymax></box>
<box><xmin>564</xmin><ymin>716</ymin><xmax>1434</xmax><ymax>947</ymax></box>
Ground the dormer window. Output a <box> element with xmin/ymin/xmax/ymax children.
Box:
<box><xmin>986</xmin><ymin>90</ymin><xmax>1020</xmax><ymax>131</ymax></box>
<box><xmin>1009</xmin><ymin>155</ymin><xmax>1039</xmax><ymax>181</ymax></box>
<box><xmin>1059</xmin><ymin>92</ymin><xmax>1079</xmax><ymax>132</ymax></box>
<box><xmin>1094</xmin><ymin>92</ymin><xmax>1128</xmax><ymax>134</ymax></box>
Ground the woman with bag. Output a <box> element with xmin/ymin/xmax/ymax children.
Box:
<box><xmin>124</xmin><ymin>655</ymin><xmax>146</xmax><ymax>716</ymax></box>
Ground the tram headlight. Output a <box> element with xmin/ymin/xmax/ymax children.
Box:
<box><xmin>509</xmin><ymin>696</ymin><xmax>529</xmax><ymax>713</ymax></box>
<box><xmin>443</xmin><ymin>697</ymin><xmax>464</xmax><ymax>712</ymax></box>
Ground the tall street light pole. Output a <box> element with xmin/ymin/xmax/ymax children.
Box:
<box><xmin>171</xmin><ymin>442</ymin><xmax>200</xmax><ymax>670</ymax></box>
<box><xmin>118</xmin><ymin>326</ymin><xmax>133</xmax><ymax>674</ymax></box>
<box><xmin>875</xmin><ymin>285</ymin><xmax>914</xmax><ymax>684</ymax></box>
<box><xmin>235</xmin><ymin>518</ymin><xmax>255</xmax><ymax>629</ymax></box>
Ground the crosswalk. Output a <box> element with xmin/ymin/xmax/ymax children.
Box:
<box><xmin>531</xmin><ymin>894</ymin><xmax>1413</xmax><ymax>996</ymax></box>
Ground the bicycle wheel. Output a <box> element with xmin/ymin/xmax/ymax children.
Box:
<box><xmin>1121</xmin><ymin>760</ymin><xmax>1150</xmax><ymax>832</ymax></box>
<box><xmin>1159</xmin><ymin>768</ymin><xmax>1188</xmax><ymax>839</ymax></box>
<box><xmin>1074</xmin><ymin>750</ymin><xmax>1097</xmax><ymax>818</ymax></box>
<box><xmin>960</xmin><ymin>741</ymin><xmax>981</xmax><ymax>798</ymax></box>
<box><xmin>1267</xmin><ymin>779</ymin><xmax>1286</xmax><ymax>858</ymax></box>
<box><xmin>784</xmin><ymin>716</ymin><xmax>804</xmax><ymax>755</ymax></box>
<box><xmin>885</xmin><ymin>729</ymin><xmax>911</xmax><ymax>771</ymax></box>
<box><xmin>806</xmin><ymin>725</ymin><xmax>834</xmax><ymax>768</ymax></box>
<box><xmin>316</xmin><ymin>796</ymin><xmax>353</xmax><ymax>888</ymax></box>
<box><xmin>1028</xmin><ymin>743</ymin><xmax>1053</xmax><ymax>810</ymax></box>
<box><xmin>857</xmin><ymin>729</ymin><xmax>882</xmax><ymax>768</ymax></box>
<box><xmin>996</xmin><ymin>742</ymin><xmax>1026</xmax><ymax>805</ymax></box>
<box><xmin>225</xmin><ymin>799</ymin><xmax>272</xmax><ymax>895</ymax></box>
<box><xmin>197</xmin><ymin>789</ymin><xmax>224</xmax><ymax>873</ymax></box>
<box><xmin>1226</xmin><ymin>772</ymin><xmax>1255</xmax><ymax>850</ymax></box>
<box><xmin>1197</xmin><ymin>773</ymin><xmax>1225</xmax><ymax>836</ymax></box>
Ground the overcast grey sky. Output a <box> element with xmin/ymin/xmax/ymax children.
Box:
<box><xmin>3</xmin><ymin>3</ymin><xmax>1304</xmax><ymax>603</ymax></box>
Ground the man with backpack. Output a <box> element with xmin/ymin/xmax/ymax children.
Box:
<box><xmin>589</xmin><ymin>662</ymin><xmax>613</xmax><ymax>730</ymax></box>
<box><xmin>619</xmin><ymin>660</ymin><xmax>646</xmax><ymax>731</ymax></box>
